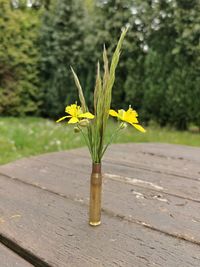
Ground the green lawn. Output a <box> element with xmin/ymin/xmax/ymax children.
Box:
<box><xmin>0</xmin><ymin>117</ymin><xmax>199</xmax><ymax>165</ymax></box>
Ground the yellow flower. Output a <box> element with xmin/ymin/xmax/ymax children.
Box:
<box><xmin>56</xmin><ymin>104</ymin><xmax>94</xmax><ymax>124</ymax></box>
<box><xmin>109</xmin><ymin>107</ymin><xmax>146</xmax><ymax>133</ymax></box>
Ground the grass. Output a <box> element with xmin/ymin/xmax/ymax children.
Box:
<box><xmin>0</xmin><ymin>117</ymin><xmax>199</xmax><ymax>165</ymax></box>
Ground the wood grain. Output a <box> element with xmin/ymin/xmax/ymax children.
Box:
<box><xmin>0</xmin><ymin>143</ymin><xmax>200</xmax><ymax>266</ymax></box>
<box><xmin>0</xmin><ymin>175</ymin><xmax>200</xmax><ymax>267</ymax></box>
<box><xmin>1</xmin><ymin>145</ymin><xmax>200</xmax><ymax>244</ymax></box>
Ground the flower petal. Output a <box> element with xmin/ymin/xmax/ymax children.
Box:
<box><xmin>127</xmin><ymin>108</ymin><xmax>138</xmax><ymax>117</ymax></box>
<box><xmin>132</xmin><ymin>123</ymin><xmax>146</xmax><ymax>133</ymax></box>
<box><xmin>65</xmin><ymin>104</ymin><xmax>80</xmax><ymax>116</ymax></box>
<box><xmin>118</xmin><ymin>109</ymin><xmax>127</xmax><ymax>121</ymax></box>
<box><xmin>78</xmin><ymin>112</ymin><xmax>94</xmax><ymax>119</ymax></box>
<box><xmin>56</xmin><ymin>116</ymin><xmax>70</xmax><ymax>123</ymax></box>
<box><xmin>68</xmin><ymin>117</ymin><xmax>79</xmax><ymax>124</ymax></box>
<box><xmin>125</xmin><ymin>115</ymin><xmax>138</xmax><ymax>124</ymax></box>
<box><xmin>109</xmin><ymin>110</ymin><xmax>118</xmax><ymax>117</ymax></box>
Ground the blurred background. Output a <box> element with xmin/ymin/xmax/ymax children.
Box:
<box><xmin>0</xmin><ymin>0</ymin><xmax>200</xmax><ymax>164</ymax></box>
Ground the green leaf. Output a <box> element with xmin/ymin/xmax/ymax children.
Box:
<box><xmin>71</xmin><ymin>66</ymin><xmax>87</xmax><ymax>112</ymax></box>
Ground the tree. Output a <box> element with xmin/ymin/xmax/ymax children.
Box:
<box><xmin>141</xmin><ymin>0</ymin><xmax>200</xmax><ymax>129</ymax></box>
<box><xmin>0</xmin><ymin>0</ymin><xmax>42</xmax><ymax>116</ymax></box>
<box><xmin>40</xmin><ymin>0</ymin><xmax>86</xmax><ymax>117</ymax></box>
<box><xmin>93</xmin><ymin>0</ymin><xmax>146</xmax><ymax>111</ymax></box>
<box><xmin>170</xmin><ymin>0</ymin><xmax>200</xmax><ymax>129</ymax></box>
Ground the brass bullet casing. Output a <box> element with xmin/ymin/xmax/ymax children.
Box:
<box><xmin>89</xmin><ymin>163</ymin><xmax>102</xmax><ymax>226</ymax></box>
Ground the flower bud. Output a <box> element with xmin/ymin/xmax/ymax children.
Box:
<box><xmin>74</xmin><ymin>127</ymin><xmax>80</xmax><ymax>133</ymax></box>
<box><xmin>79</xmin><ymin>119</ymin><xmax>89</xmax><ymax>127</ymax></box>
<box><xmin>120</xmin><ymin>122</ymin><xmax>127</xmax><ymax>129</ymax></box>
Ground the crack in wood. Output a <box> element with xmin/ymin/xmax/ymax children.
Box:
<box><xmin>0</xmin><ymin>233</ymin><xmax>52</xmax><ymax>267</ymax></box>
<box><xmin>104</xmin><ymin>172</ymin><xmax>200</xmax><ymax>203</ymax></box>
<box><xmin>104</xmin><ymin>158</ymin><xmax>200</xmax><ymax>182</ymax></box>
<box><xmin>105</xmin><ymin>173</ymin><xmax>164</xmax><ymax>190</ymax></box>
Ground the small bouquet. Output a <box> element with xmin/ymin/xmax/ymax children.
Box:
<box><xmin>57</xmin><ymin>28</ymin><xmax>145</xmax><ymax>226</ymax></box>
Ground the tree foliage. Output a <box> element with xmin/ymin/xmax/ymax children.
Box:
<box><xmin>0</xmin><ymin>0</ymin><xmax>42</xmax><ymax>115</ymax></box>
<box><xmin>140</xmin><ymin>0</ymin><xmax>200</xmax><ymax>129</ymax></box>
<box><xmin>0</xmin><ymin>0</ymin><xmax>199</xmax><ymax>130</ymax></box>
<box><xmin>39</xmin><ymin>0</ymin><xmax>86</xmax><ymax>117</ymax></box>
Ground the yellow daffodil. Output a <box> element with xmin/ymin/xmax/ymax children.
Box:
<box><xmin>109</xmin><ymin>107</ymin><xmax>146</xmax><ymax>133</ymax></box>
<box><xmin>56</xmin><ymin>104</ymin><xmax>94</xmax><ymax>124</ymax></box>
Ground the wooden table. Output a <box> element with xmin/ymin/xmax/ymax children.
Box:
<box><xmin>0</xmin><ymin>143</ymin><xmax>200</xmax><ymax>267</ymax></box>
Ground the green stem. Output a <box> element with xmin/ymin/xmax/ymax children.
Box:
<box><xmin>87</xmin><ymin>125</ymin><xmax>95</xmax><ymax>161</ymax></box>
<box><xmin>77</xmin><ymin>125</ymin><xmax>93</xmax><ymax>158</ymax></box>
<box><xmin>100</xmin><ymin>123</ymin><xmax>124</xmax><ymax>159</ymax></box>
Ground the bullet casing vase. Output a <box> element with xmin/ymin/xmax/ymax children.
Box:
<box><xmin>89</xmin><ymin>163</ymin><xmax>102</xmax><ymax>226</ymax></box>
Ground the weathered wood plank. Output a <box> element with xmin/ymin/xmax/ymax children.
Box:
<box><xmin>2</xmin><ymin>147</ymin><xmax>199</xmax><ymax>202</ymax></box>
<box><xmin>105</xmin><ymin>143</ymin><xmax>200</xmax><ymax>179</ymax></box>
<box><xmin>104</xmin><ymin>162</ymin><xmax>200</xmax><ymax>202</ymax></box>
<box><xmin>63</xmin><ymin>143</ymin><xmax>200</xmax><ymax>179</ymax></box>
<box><xmin>0</xmin><ymin>175</ymin><xmax>200</xmax><ymax>267</ymax></box>
<box><xmin>69</xmin><ymin>144</ymin><xmax>200</xmax><ymax>180</ymax></box>
<box><xmin>1</xmin><ymin>160</ymin><xmax>200</xmax><ymax>244</ymax></box>
<box><xmin>2</xmin><ymin>143</ymin><xmax>200</xmax><ymax>181</ymax></box>
<box><xmin>104</xmin><ymin>176</ymin><xmax>200</xmax><ymax>243</ymax></box>
<box><xmin>121</xmin><ymin>143</ymin><xmax>200</xmax><ymax>162</ymax></box>
<box><xmin>0</xmin><ymin>243</ymin><xmax>33</xmax><ymax>267</ymax></box>
<box><xmin>1</xmin><ymin>147</ymin><xmax>200</xmax><ymax>244</ymax></box>
<box><xmin>33</xmin><ymin>149</ymin><xmax>200</xmax><ymax>200</ymax></box>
